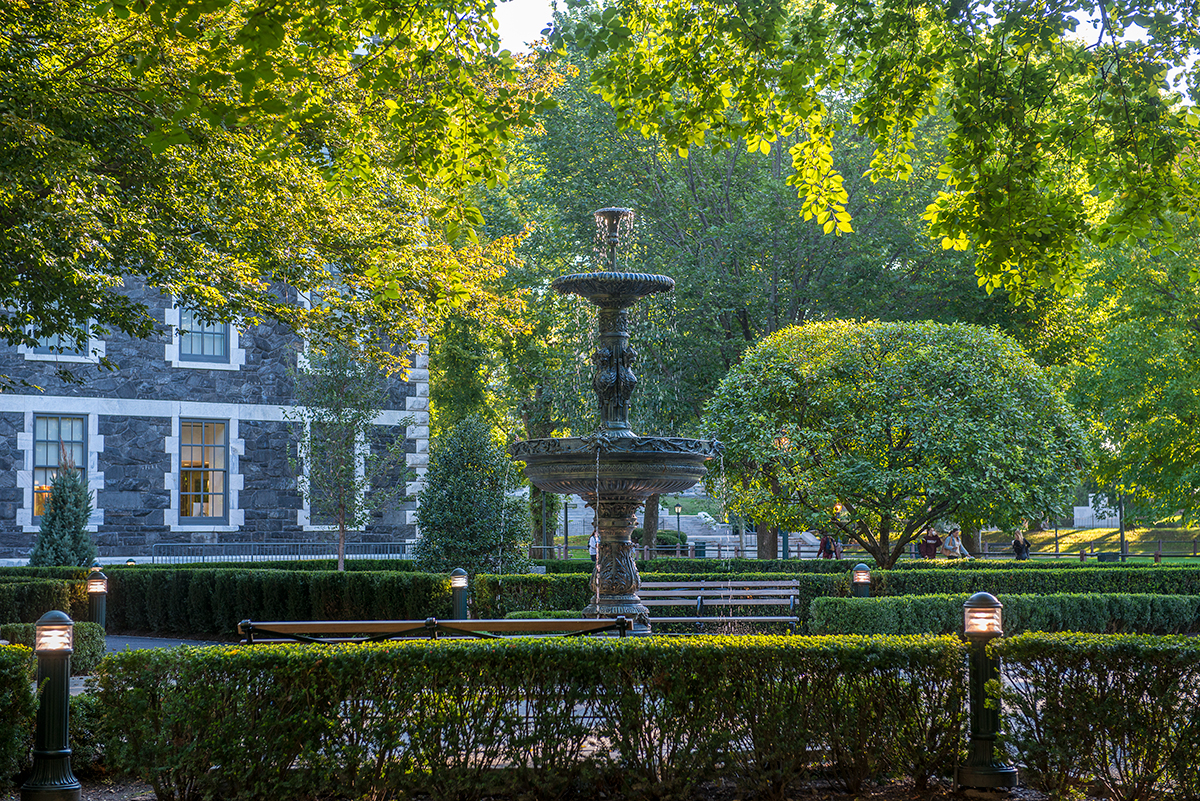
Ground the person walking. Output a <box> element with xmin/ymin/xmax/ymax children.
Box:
<box><xmin>919</xmin><ymin>527</ymin><xmax>943</xmax><ymax>559</ymax></box>
<box><xmin>1012</xmin><ymin>529</ymin><xmax>1031</xmax><ymax>560</ymax></box>
<box><xmin>588</xmin><ymin>530</ymin><xmax>599</xmax><ymax>564</ymax></box>
<box><xmin>941</xmin><ymin>527</ymin><xmax>973</xmax><ymax>560</ymax></box>
<box><xmin>817</xmin><ymin>532</ymin><xmax>834</xmax><ymax>559</ymax></box>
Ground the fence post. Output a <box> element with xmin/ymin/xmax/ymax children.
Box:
<box><xmin>688</xmin><ymin>543</ymin><xmax>695</xmax><ymax>559</ymax></box>
<box><xmin>675</xmin><ymin>543</ymin><xmax>682</xmax><ymax>558</ymax></box>
<box><xmin>1079</xmin><ymin>550</ymin><xmax>1087</xmax><ymax>562</ymax></box>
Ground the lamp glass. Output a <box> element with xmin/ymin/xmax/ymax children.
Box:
<box><xmin>964</xmin><ymin>607</ymin><xmax>1003</xmax><ymax>637</ymax></box>
<box><xmin>36</xmin><ymin>623</ymin><xmax>73</xmax><ymax>652</ymax></box>
<box><xmin>450</xmin><ymin>569</ymin><xmax>469</xmax><ymax>589</ymax></box>
<box><xmin>126</xmin><ymin>558</ymin><xmax>136</xmax><ymax>565</ymax></box>
<box><xmin>674</xmin><ymin>504</ymin><xmax>682</xmax><ymax>514</ymax></box>
<box><xmin>852</xmin><ymin>567</ymin><xmax>871</xmax><ymax>584</ymax></box>
<box><xmin>86</xmin><ymin>575</ymin><xmax>107</xmax><ymax>594</ymax></box>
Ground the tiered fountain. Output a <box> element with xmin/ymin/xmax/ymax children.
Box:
<box><xmin>509</xmin><ymin>208</ymin><xmax>721</xmax><ymax>634</ymax></box>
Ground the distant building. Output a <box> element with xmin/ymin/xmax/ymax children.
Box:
<box><xmin>0</xmin><ymin>283</ymin><xmax>428</xmax><ymax>558</ymax></box>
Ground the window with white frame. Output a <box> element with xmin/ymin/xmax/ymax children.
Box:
<box><xmin>32</xmin><ymin>415</ymin><xmax>86</xmax><ymax>519</ymax></box>
<box><xmin>179</xmin><ymin>420</ymin><xmax>228</xmax><ymax>522</ymax></box>
<box><xmin>21</xmin><ymin>322</ymin><xmax>105</xmax><ymax>364</ymax></box>
<box><xmin>178</xmin><ymin>309</ymin><xmax>229</xmax><ymax>362</ymax></box>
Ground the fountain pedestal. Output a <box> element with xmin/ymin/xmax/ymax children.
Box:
<box><xmin>510</xmin><ymin>207</ymin><xmax>720</xmax><ymax>635</ymax></box>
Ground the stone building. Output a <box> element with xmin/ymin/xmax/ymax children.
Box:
<box><xmin>0</xmin><ymin>284</ymin><xmax>429</xmax><ymax>558</ymax></box>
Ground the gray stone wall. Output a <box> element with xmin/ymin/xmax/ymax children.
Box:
<box><xmin>0</xmin><ymin>280</ymin><xmax>420</xmax><ymax>558</ymax></box>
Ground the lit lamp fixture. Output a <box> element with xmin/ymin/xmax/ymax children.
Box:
<box><xmin>851</xmin><ymin>563</ymin><xmax>872</xmax><ymax>598</ymax></box>
<box><xmin>450</xmin><ymin>568</ymin><xmax>469</xmax><ymax>620</ymax></box>
<box><xmin>957</xmin><ymin>592</ymin><xmax>1018</xmax><ymax>789</ymax></box>
<box><xmin>88</xmin><ymin>563</ymin><xmax>101</xmax><ymax>574</ymax></box>
<box><xmin>22</xmin><ymin>611</ymin><xmax>81</xmax><ymax>801</ymax></box>
<box><xmin>674</xmin><ymin>503</ymin><xmax>683</xmax><ymax>534</ymax></box>
<box><xmin>125</xmin><ymin>558</ymin><xmax>136</xmax><ymax>566</ymax></box>
<box><xmin>87</xmin><ymin>571</ymin><xmax>108</xmax><ymax>630</ymax></box>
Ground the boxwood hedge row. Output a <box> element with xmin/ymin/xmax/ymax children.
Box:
<box><xmin>0</xmin><ymin>579</ymin><xmax>77</xmax><ymax>624</ymax></box>
<box><xmin>105</xmin><ymin>569</ymin><xmax>453</xmax><ymax>636</ymax></box>
<box><xmin>997</xmin><ymin>633</ymin><xmax>1200</xmax><ymax>800</ymax></box>
<box><xmin>0</xmin><ymin>622</ymin><xmax>107</xmax><ymax>676</ymax></box>
<box><xmin>533</xmin><ymin>558</ymin><xmax>868</xmax><ymax>574</ymax></box>
<box><xmin>872</xmin><ymin>566</ymin><xmax>1200</xmax><ymax>596</ymax></box>
<box><xmin>0</xmin><ymin>645</ymin><xmax>34</xmax><ymax>788</ymax></box>
<box><xmin>93</xmin><ymin>635</ymin><xmax>966</xmax><ymax>800</ymax></box>
<box><xmin>810</xmin><ymin>593</ymin><xmax>1200</xmax><ymax>636</ymax></box>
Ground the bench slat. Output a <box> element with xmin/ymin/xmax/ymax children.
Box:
<box><xmin>642</xmin><ymin>598</ymin><xmax>795</xmax><ymax>606</ymax></box>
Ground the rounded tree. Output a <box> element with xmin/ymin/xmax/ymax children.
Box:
<box><xmin>414</xmin><ymin>415</ymin><xmax>531</xmax><ymax>576</ymax></box>
<box><xmin>704</xmin><ymin>320</ymin><xmax>1089</xmax><ymax>568</ymax></box>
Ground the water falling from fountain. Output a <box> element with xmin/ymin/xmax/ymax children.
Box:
<box><xmin>510</xmin><ymin>207</ymin><xmax>722</xmax><ymax>634</ymax></box>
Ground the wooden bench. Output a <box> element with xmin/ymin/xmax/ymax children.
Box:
<box><xmin>639</xmin><ymin>580</ymin><xmax>800</xmax><ymax>632</ymax></box>
<box><xmin>239</xmin><ymin>616</ymin><xmax>630</xmax><ymax>644</ymax></box>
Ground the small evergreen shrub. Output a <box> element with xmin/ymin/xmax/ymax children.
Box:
<box><xmin>28</xmin><ymin>468</ymin><xmax>96</xmax><ymax>568</ymax></box>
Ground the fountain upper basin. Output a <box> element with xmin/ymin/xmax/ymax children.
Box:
<box><xmin>510</xmin><ymin>436</ymin><xmax>719</xmax><ymax>498</ymax></box>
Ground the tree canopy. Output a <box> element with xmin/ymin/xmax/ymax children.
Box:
<box><xmin>2</xmin><ymin>0</ymin><xmax>535</xmax><ymax>380</ymax></box>
<box><xmin>704</xmin><ymin>320</ymin><xmax>1089</xmax><ymax>567</ymax></box>
<box><xmin>571</xmin><ymin>0</ymin><xmax>1200</xmax><ymax>303</ymax></box>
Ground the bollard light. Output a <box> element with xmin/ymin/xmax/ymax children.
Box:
<box><xmin>23</xmin><ymin>611</ymin><xmax>80</xmax><ymax>801</ymax></box>
<box><xmin>450</xmin><ymin>568</ymin><xmax>468</xmax><ymax>620</ymax></box>
<box><xmin>125</xmin><ymin>558</ymin><xmax>136</xmax><ymax>566</ymax></box>
<box><xmin>88</xmin><ymin>563</ymin><xmax>100</xmax><ymax>574</ymax></box>
<box><xmin>87</xmin><ymin>571</ymin><xmax>107</xmax><ymax>630</ymax></box>
<box><xmin>851</xmin><ymin>563</ymin><xmax>871</xmax><ymax>598</ymax></box>
<box><xmin>957</xmin><ymin>592</ymin><xmax>1018</xmax><ymax>789</ymax></box>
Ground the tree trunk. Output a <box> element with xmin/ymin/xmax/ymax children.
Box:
<box><xmin>337</xmin><ymin>517</ymin><xmax>346</xmax><ymax>572</ymax></box>
<box><xmin>644</xmin><ymin>494</ymin><xmax>660</xmax><ymax>557</ymax></box>
<box><xmin>759</xmin><ymin>524</ymin><xmax>779</xmax><ymax>560</ymax></box>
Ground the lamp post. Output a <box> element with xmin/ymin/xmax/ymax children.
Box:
<box><xmin>22</xmin><ymin>611</ymin><xmax>80</xmax><ymax>801</ymax></box>
<box><xmin>674</xmin><ymin>503</ymin><xmax>682</xmax><ymax>534</ymax></box>
<box><xmin>851</xmin><ymin>563</ymin><xmax>871</xmax><ymax>598</ymax></box>
<box><xmin>86</xmin><ymin>571</ymin><xmax>107</xmax><ymax>630</ymax></box>
<box><xmin>450</xmin><ymin>568</ymin><xmax>468</xmax><ymax>620</ymax></box>
<box><xmin>958</xmin><ymin>592</ymin><xmax>1018</xmax><ymax>789</ymax></box>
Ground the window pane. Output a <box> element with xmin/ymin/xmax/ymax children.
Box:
<box><xmin>180</xmin><ymin>419</ymin><xmax>227</xmax><ymax>521</ymax></box>
<box><xmin>32</xmin><ymin>415</ymin><xmax>86</xmax><ymax>519</ymax></box>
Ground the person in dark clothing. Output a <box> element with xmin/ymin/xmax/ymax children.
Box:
<box><xmin>817</xmin><ymin>532</ymin><xmax>834</xmax><ymax>559</ymax></box>
<box><xmin>919</xmin><ymin>527</ymin><xmax>943</xmax><ymax>559</ymax></box>
<box><xmin>1013</xmin><ymin>530</ymin><xmax>1031</xmax><ymax>560</ymax></box>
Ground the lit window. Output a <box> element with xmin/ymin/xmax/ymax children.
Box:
<box><xmin>178</xmin><ymin>309</ymin><xmax>228</xmax><ymax>362</ymax></box>
<box><xmin>180</xmin><ymin>420</ymin><xmax>227</xmax><ymax>521</ymax></box>
<box><xmin>33</xmin><ymin>416</ymin><xmax>86</xmax><ymax>518</ymax></box>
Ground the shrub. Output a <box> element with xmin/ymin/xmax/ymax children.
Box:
<box><xmin>29</xmin><ymin>467</ymin><xmax>96</xmax><ymax>568</ymax></box>
<box><xmin>0</xmin><ymin>645</ymin><xmax>35</xmax><ymax>787</ymax></box>
<box><xmin>809</xmin><ymin>593</ymin><xmax>1200</xmax><ymax>636</ymax></box>
<box><xmin>0</xmin><ymin>622</ymin><xmax>107</xmax><ymax>676</ymax></box>
<box><xmin>534</xmin><ymin>558</ymin><xmax>867</xmax><ymax>574</ymax></box>
<box><xmin>105</xmin><ymin>568</ymin><xmax>453</xmax><ymax>636</ymax></box>
<box><xmin>0</xmin><ymin>580</ymin><xmax>75</xmax><ymax>624</ymax></box>
<box><xmin>93</xmin><ymin>635</ymin><xmax>965</xmax><ymax>801</ymax></box>
<box><xmin>874</xmin><ymin>566</ymin><xmax>1200</xmax><ymax>597</ymax></box>
<box><xmin>997</xmin><ymin>633</ymin><xmax>1200</xmax><ymax>801</ymax></box>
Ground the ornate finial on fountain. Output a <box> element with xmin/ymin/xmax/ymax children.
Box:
<box><xmin>595</xmin><ymin>207</ymin><xmax>633</xmax><ymax>271</ymax></box>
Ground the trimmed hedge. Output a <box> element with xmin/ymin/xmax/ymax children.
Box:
<box><xmin>0</xmin><ymin>622</ymin><xmax>107</xmax><ymax>676</ymax></box>
<box><xmin>0</xmin><ymin>579</ymin><xmax>76</xmax><ymax>624</ymax></box>
<box><xmin>0</xmin><ymin>645</ymin><xmax>35</xmax><ymax>787</ymax></box>
<box><xmin>810</xmin><ymin>593</ymin><xmax>1200</xmax><ymax>636</ymax></box>
<box><xmin>873</xmin><ymin>566</ymin><xmax>1200</xmax><ymax>596</ymax></box>
<box><xmin>997</xmin><ymin>633</ymin><xmax>1200</xmax><ymax>801</ymax></box>
<box><xmin>473</xmin><ymin>572</ymin><xmax>846</xmax><ymax>620</ymax></box>
<box><xmin>889</xmin><ymin>558</ymin><xmax>1164</xmax><ymax>569</ymax></box>
<box><xmin>93</xmin><ymin>635</ymin><xmax>966</xmax><ymax>800</ymax></box>
<box><xmin>134</xmin><ymin>559</ymin><xmax>421</xmax><ymax>572</ymax></box>
<box><xmin>106</xmin><ymin>568</ymin><xmax>453</xmax><ymax>636</ymax></box>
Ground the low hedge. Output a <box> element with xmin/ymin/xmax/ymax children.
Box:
<box><xmin>472</xmin><ymin>572</ymin><xmax>846</xmax><ymax>620</ymax></box>
<box><xmin>810</xmin><ymin>593</ymin><xmax>1200</xmax><ymax>636</ymax></box>
<box><xmin>872</xmin><ymin>566</ymin><xmax>1200</xmax><ymax>596</ymax></box>
<box><xmin>889</xmin><ymin>558</ymin><xmax>1163</xmax><ymax>569</ymax></box>
<box><xmin>93</xmin><ymin>635</ymin><xmax>966</xmax><ymax>800</ymax></box>
<box><xmin>0</xmin><ymin>579</ymin><xmax>76</xmax><ymax>624</ymax></box>
<box><xmin>138</xmin><ymin>559</ymin><xmax>420</xmax><ymax>572</ymax></box>
<box><xmin>0</xmin><ymin>645</ymin><xmax>35</xmax><ymax>787</ymax></box>
<box><xmin>0</xmin><ymin>622</ymin><xmax>107</xmax><ymax>676</ymax></box>
<box><xmin>996</xmin><ymin>633</ymin><xmax>1200</xmax><ymax>801</ymax></box>
<box><xmin>105</xmin><ymin>568</ymin><xmax>453</xmax><ymax>636</ymax></box>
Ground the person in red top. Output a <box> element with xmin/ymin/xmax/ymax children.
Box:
<box><xmin>919</xmin><ymin>527</ymin><xmax>943</xmax><ymax>559</ymax></box>
<box><xmin>817</xmin><ymin>532</ymin><xmax>835</xmax><ymax>559</ymax></box>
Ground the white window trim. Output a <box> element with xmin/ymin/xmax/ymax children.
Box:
<box><xmin>19</xmin><ymin>324</ymin><xmax>106</xmax><ymax>365</ymax></box>
<box><xmin>164</xmin><ymin>306</ymin><xmax>246</xmax><ymax>371</ymax></box>
<box><xmin>16</xmin><ymin>411</ymin><xmax>104</xmax><ymax>533</ymax></box>
<box><xmin>164</xmin><ymin>416</ymin><xmax>245</xmax><ymax>532</ymax></box>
